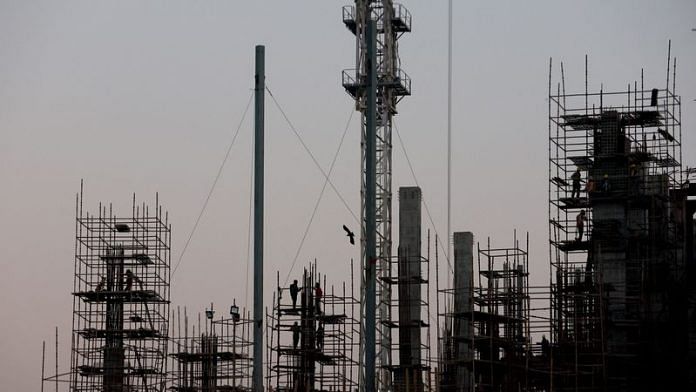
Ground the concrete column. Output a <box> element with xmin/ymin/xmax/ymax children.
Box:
<box><xmin>397</xmin><ymin>186</ymin><xmax>423</xmax><ymax>390</ymax></box>
<box><xmin>593</xmin><ymin>112</ymin><xmax>628</xmax><ymax>364</ymax></box>
<box><xmin>104</xmin><ymin>247</ymin><xmax>125</xmax><ymax>392</ymax></box>
<box><xmin>453</xmin><ymin>232</ymin><xmax>474</xmax><ymax>392</ymax></box>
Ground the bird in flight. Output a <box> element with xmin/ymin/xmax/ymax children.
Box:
<box><xmin>342</xmin><ymin>225</ymin><xmax>355</xmax><ymax>245</ymax></box>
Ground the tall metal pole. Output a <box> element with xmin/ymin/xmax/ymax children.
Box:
<box><xmin>447</xmin><ymin>0</ymin><xmax>453</xmax><ymax>264</ymax></box>
<box><xmin>253</xmin><ymin>44</ymin><xmax>265</xmax><ymax>392</ymax></box>
<box><xmin>41</xmin><ymin>341</ymin><xmax>45</xmax><ymax>392</ymax></box>
<box><xmin>364</xmin><ymin>20</ymin><xmax>377</xmax><ymax>392</ymax></box>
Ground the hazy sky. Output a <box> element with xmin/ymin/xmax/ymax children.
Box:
<box><xmin>1</xmin><ymin>1</ymin><xmax>695</xmax><ymax>389</ymax></box>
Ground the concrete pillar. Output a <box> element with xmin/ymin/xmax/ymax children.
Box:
<box><xmin>104</xmin><ymin>247</ymin><xmax>125</xmax><ymax>392</ymax></box>
<box><xmin>397</xmin><ymin>187</ymin><xmax>423</xmax><ymax>390</ymax></box>
<box><xmin>592</xmin><ymin>111</ymin><xmax>633</xmax><ymax>388</ymax></box>
<box><xmin>453</xmin><ymin>232</ymin><xmax>474</xmax><ymax>392</ymax></box>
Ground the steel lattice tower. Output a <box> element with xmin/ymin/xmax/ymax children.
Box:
<box><xmin>342</xmin><ymin>1</ymin><xmax>411</xmax><ymax>390</ymax></box>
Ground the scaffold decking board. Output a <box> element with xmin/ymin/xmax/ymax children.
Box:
<box><xmin>556</xmin><ymin>240</ymin><xmax>591</xmax><ymax>252</ymax></box>
<box><xmin>74</xmin><ymin>289</ymin><xmax>166</xmax><ymax>303</ymax></box>
<box><xmin>560</xmin><ymin>197</ymin><xmax>590</xmax><ymax>209</ymax></box>
<box><xmin>77</xmin><ymin>327</ymin><xmax>161</xmax><ymax>339</ymax></box>
<box><xmin>170</xmin><ymin>351</ymin><xmax>246</xmax><ymax>363</ymax></box>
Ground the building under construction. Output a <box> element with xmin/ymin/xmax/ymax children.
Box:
<box><xmin>169</xmin><ymin>305</ymin><xmax>254</xmax><ymax>391</ymax></box>
<box><xmin>263</xmin><ymin>186</ymin><xmax>433</xmax><ymax>392</ymax></box>
<box><xmin>436</xmin><ymin>59</ymin><xmax>695</xmax><ymax>392</ymax></box>
<box><xmin>545</xmin><ymin>58</ymin><xmax>694</xmax><ymax>391</ymax></box>
<box><xmin>69</xmin><ymin>189</ymin><xmax>171</xmax><ymax>392</ymax></box>
<box><xmin>266</xmin><ymin>264</ymin><xmax>359</xmax><ymax>392</ymax></box>
<box><xmin>43</xmin><ymin>2</ymin><xmax>696</xmax><ymax>391</ymax></box>
<box><xmin>438</xmin><ymin>233</ymin><xmax>531</xmax><ymax>392</ymax></box>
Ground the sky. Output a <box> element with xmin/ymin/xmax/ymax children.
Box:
<box><xmin>1</xmin><ymin>1</ymin><xmax>695</xmax><ymax>390</ymax></box>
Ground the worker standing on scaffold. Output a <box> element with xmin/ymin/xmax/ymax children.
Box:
<box><xmin>571</xmin><ymin>168</ymin><xmax>582</xmax><ymax>199</ymax></box>
<box><xmin>289</xmin><ymin>279</ymin><xmax>301</xmax><ymax>309</ymax></box>
<box><xmin>291</xmin><ymin>321</ymin><xmax>300</xmax><ymax>349</ymax></box>
<box><xmin>585</xmin><ymin>176</ymin><xmax>596</xmax><ymax>194</ymax></box>
<box><xmin>316</xmin><ymin>323</ymin><xmax>324</xmax><ymax>351</ymax></box>
<box><xmin>124</xmin><ymin>269</ymin><xmax>142</xmax><ymax>291</ymax></box>
<box><xmin>314</xmin><ymin>282</ymin><xmax>323</xmax><ymax>315</ymax></box>
<box><xmin>576</xmin><ymin>210</ymin><xmax>588</xmax><ymax>242</ymax></box>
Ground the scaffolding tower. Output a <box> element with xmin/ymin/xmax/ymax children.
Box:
<box><xmin>266</xmin><ymin>265</ymin><xmax>359</xmax><ymax>392</ymax></box>
<box><xmin>169</xmin><ymin>306</ymin><xmax>253</xmax><ymax>391</ymax></box>
<box><xmin>548</xmin><ymin>60</ymin><xmax>685</xmax><ymax>390</ymax></box>
<box><xmin>438</xmin><ymin>234</ymin><xmax>531</xmax><ymax>392</ymax></box>
<box><xmin>70</xmin><ymin>190</ymin><xmax>171</xmax><ymax>392</ymax></box>
<box><xmin>382</xmin><ymin>254</ymin><xmax>432</xmax><ymax>391</ymax></box>
<box><xmin>341</xmin><ymin>2</ymin><xmax>412</xmax><ymax>389</ymax></box>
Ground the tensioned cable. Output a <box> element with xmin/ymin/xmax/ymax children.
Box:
<box><xmin>283</xmin><ymin>109</ymin><xmax>355</xmax><ymax>286</ymax></box>
<box><xmin>394</xmin><ymin>118</ymin><xmax>454</xmax><ymax>274</ymax></box>
<box><xmin>172</xmin><ymin>91</ymin><xmax>254</xmax><ymax>278</ymax></box>
<box><xmin>266</xmin><ymin>85</ymin><xmax>359</xmax><ymax>223</ymax></box>
<box><xmin>394</xmin><ymin>117</ymin><xmax>448</xmax><ymax>336</ymax></box>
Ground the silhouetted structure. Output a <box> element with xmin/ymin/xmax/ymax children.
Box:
<box><xmin>266</xmin><ymin>264</ymin><xmax>359</xmax><ymax>391</ymax></box>
<box><xmin>169</xmin><ymin>306</ymin><xmax>253</xmax><ymax>391</ymax></box>
<box><xmin>547</xmin><ymin>57</ymin><xmax>691</xmax><ymax>391</ymax></box>
<box><xmin>342</xmin><ymin>2</ymin><xmax>412</xmax><ymax>389</ymax></box>
<box><xmin>387</xmin><ymin>187</ymin><xmax>432</xmax><ymax>391</ymax></box>
<box><xmin>70</xmin><ymin>189</ymin><xmax>170</xmax><ymax>392</ymax></box>
<box><xmin>439</xmin><ymin>233</ymin><xmax>530</xmax><ymax>392</ymax></box>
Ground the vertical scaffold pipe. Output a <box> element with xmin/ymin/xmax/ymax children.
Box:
<box><xmin>253</xmin><ymin>44</ymin><xmax>265</xmax><ymax>392</ymax></box>
<box><xmin>365</xmin><ymin>20</ymin><xmax>378</xmax><ymax>392</ymax></box>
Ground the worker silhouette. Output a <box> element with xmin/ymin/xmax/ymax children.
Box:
<box><xmin>585</xmin><ymin>176</ymin><xmax>595</xmax><ymax>194</ymax></box>
<box><xmin>289</xmin><ymin>280</ymin><xmax>302</xmax><ymax>309</ymax></box>
<box><xmin>125</xmin><ymin>269</ymin><xmax>142</xmax><ymax>291</ymax></box>
<box><xmin>541</xmin><ymin>335</ymin><xmax>550</xmax><ymax>358</ymax></box>
<box><xmin>576</xmin><ymin>210</ymin><xmax>588</xmax><ymax>242</ymax></box>
<box><xmin>601</xmin><ymin>174</ymin><xmax>610</xmax><ymax>193</ymax></box>
<box><xmin>314</xmin><ymin>283</ymin><xmax>323</xmax><ymax>315</ymax></box>
<box><xmin>291</xmin><ymin>321</ymin><xmax>300</xmax><ymax>349</ymax></box>
<box><xmin>316</xmin><ymin>323</ymin><xmax>325</xmax><ymax>351</ymax></box>
<box><xmin>95</xmin><ymin>276</ymin><xmax>106</xmax><ymax>292</ymax></box>
<box><xmin>571</xmin><ymin>169</ymin><xmax>582</xmax><ymax>199</ymax></box>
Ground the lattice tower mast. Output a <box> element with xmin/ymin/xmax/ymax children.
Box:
<box><xmin>343</xmin><ymin>1</ymin><xmax>411</xmax><ymax>390</ymax></box>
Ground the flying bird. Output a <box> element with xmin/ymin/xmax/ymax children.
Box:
<box><xmin>342</xmin><ymin>225</ymin><xmax>355</xmax><ymax>245</ymax></box>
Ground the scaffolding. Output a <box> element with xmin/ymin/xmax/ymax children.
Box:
<box><xmin>381</xmin><ymin>254</ymin><xmax>432</xmax><ymax>391</ymax></box>
<box><xmin>475</xmin><ymin>237</ymin><xmax>531</xmax><ymax>391</ymax></box>
<box><xmin>439</xmin><ymin>235</ymin><xmax>531</xmax><ymax>392</ymax></box>
<box><xmin>169</xmin><ymin>306</ymin><xmax>253</xmax><ymax>391</ymax></box>
<box><xmin>70</xmin><ymin>189</ymin><xmax>171</xmax><ymax>392</ymax></box>
<box><xmin>266</xmin><ymin>264</ymin><xmax>359</xmax><ymax>392</ymax></box>
<box><xmin>548</xmin><ymin>58</ymin><xmax>684</xmax><ymax>390</ymax></box>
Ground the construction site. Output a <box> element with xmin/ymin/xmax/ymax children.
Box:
<box><xmin>30</xmin><ymin>2</ymin><xmax>695</xmax><ymax>392</ymax></box>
